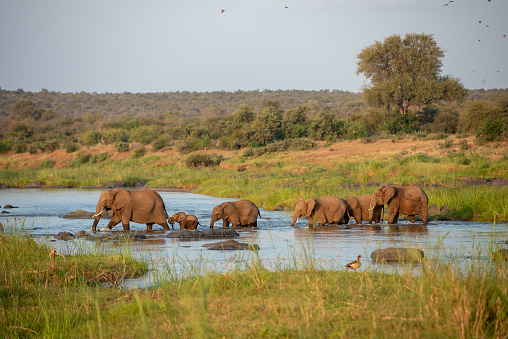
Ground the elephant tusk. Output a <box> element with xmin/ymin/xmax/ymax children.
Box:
<box><xmin>368</xmin><ymin>206</ymin><xmax>375</xmax><ymax>211</ymax></box>
<box><xmin>92</xmin><ymin>210</ymin><xmax>103</xmax><ymax>218</ymax></box>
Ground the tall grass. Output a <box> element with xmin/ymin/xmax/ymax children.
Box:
<box><xmin>1</xmin><ymin>220</ymin><xmax>507</xmax><ymax>337</ymax></box>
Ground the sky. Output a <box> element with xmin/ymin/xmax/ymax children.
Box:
<box><xmin>0</xmin><ymin>0</ymin><xmax>507</xmax><ymax>94</ymax></box>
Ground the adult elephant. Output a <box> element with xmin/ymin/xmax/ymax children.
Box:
<box><xmin>92</xmin><ymin>188</ymin><xmax>171</xmax><ymax>231</ymax></box>
<box><xmin>369</xmin><ymin>186</ymin><xmax>429</xmax><ymax>224</ymax></box>
<box><xmin>169</xmin><ymin>212</ymin><xmax>201</xmax><ymax>230</ymax></box>
<box><xmin>291</xmin><ymin>196</ymin><xmax>348</xmax><ymax>227</ymax></box>
<box><xmin>210</xmin><ymin>200</ymin><xmax>265</xmax><ymax>228</ymax></box>
<box><xmin>343</xmin><ymin>194</ymin><xmax>383</xmax><ymax>224</ymax></box>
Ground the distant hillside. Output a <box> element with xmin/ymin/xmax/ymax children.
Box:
<box><xmin>0</xmin><ymin>89</ymin><xmax>366</xmax><ymax>119</ymax></box>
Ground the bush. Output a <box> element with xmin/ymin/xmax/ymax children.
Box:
<box><xmin>82</xmin><ymin>130</ymin><xmax>102</xmax><ymax>147</ymax></box>
<box><xmin>115</xmin><ymin>142</ymin><xmax>130</xmax><ymax>153</ymax></box>
<box><xmin>13</xmin><ymin>141</ymin><xmax>28</xmax><ymax>154</ymax></box>
<box><xmin>477</xmin><ymin>119</ymin><xmax>504</xmax><ymax>142</ymax></box>
<box><xmin>91</xmin><ymin>152</ymin><xmax>108</xmax><ymax>163</ymax></box>
<box><xmin>133</xmin><ymin>147</ymin><xmax>146</xmax><ymax>158</ymax></box>
<box><xmin>75</xmin><ymin>151</ymin><xmax>91</xmax><ymax>164</ymax></box>
<box><xmin>38</xmin><ymin>158</ymin><xmax>55</xmax><ymax>169</ymax></box>
<box><xmin>185</xmin><ymin>153</ymin><xmax>223</xmax><ymax>167</ymax></box>
<box><xmin>41</xmin><ymin>139</ymin><xmax>60</xmax><ymax>153</ymax></box>
<box><xmin>459</xmin><ymin>140</ymin><xmax>471</xmax><ymax>151</ymax></box>
<box><xmin>430</xmin><ymin>108</ymin><xmax>459</xmax><ymax>134</ymax></box>
<box><xmin>152</xmin><ymin>137</ymin><xmax>172</xmax><ymax>151</ymax></box>
<box><xmin>0</xmin><ymin>139</ymin><xmax>12</xmax><ymax>154</ymax></box>
<box><xmin>64</xmin><ymin>141</ymin><xmax>79</xmax><ymax>153</ymax></box>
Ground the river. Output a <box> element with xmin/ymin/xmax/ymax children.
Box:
<box><xmin>1</xmin><ymin>189</ymin><xmax>506</xmax><ymax>287</ymax></box>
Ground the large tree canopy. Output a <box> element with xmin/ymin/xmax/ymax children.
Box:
<box><xmin>356</xmin><ymin>33</ymin><xmax>467</xmax><ymax>114</ymax></box>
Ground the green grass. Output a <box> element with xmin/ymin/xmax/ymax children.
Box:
<box><xmin>2</xmin><ymin>226</ymin><xmax>507</xmax><ymax>338</ymax></box>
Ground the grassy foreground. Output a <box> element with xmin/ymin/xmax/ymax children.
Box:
<box><xmin>1</xmin><ymin>229</ymin><xmax>507</xmax><ymax>338</ymax></box>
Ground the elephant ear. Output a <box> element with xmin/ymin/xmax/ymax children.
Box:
<box><xmin>177</xmin><ymin>212</ymin><xmax>187</xmax><ymax>222</ymax></box>
<box><xmin>382</xmin><ymin>187</ymin><xmax>397</xmax><ymax>204</ymax></box>
<box><xmin>305</xmin><ymin>199</ymin><xmax>317</xmax><ymax>217</ymax></box>
<box><xmin>344</xmin><ymin>197</ymin><xmax>357</xmax><ymax>210</ymax></box>
<box><xmin>111</xmin><ymin>189</ymin><xmax>132</xmax><ymax>211</ymax></box>
<box><xmin>222</xmin><ymin>202</ymin><xmax>236</xmax><ymax>218</ymax></box>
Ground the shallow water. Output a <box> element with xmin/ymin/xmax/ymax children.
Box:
<box><xmin>1</xmin><ymin>189</ymin><xmax>507</xmax><ymax>287</ymax></box>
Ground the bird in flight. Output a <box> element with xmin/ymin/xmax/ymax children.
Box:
<box><xmin>221</xmin><ymin>9</ymin><xmax>225</xmax><ymax>13</ymax></box>
<box><xmin>503</xmin><ymin>35</ymin><xmax>507</xmax><ymax>38</ymax></box>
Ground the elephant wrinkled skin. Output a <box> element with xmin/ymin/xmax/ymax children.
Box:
<box><xmin>210</xmin><ymin>200</ymin><xmax>264</xmax><ymax>228</ymax></box>
<box><xmin>369</xmin><ymin>186</ymin><xmax>429</xmax><ymax>224</ymax></box>
<box><xmin>291</xmin><ymin>196</ymin><xmax>348</xmax><ymax>227</ymax></box>
<box><xmin>169</xmin><ymin>212</ymin><xmax>201</xmax><ymax>230</ymax></box>
<box><xmin>92</xmin><ymin>188</ymin><xmax>171</xmax><ymax>232</ymax></box>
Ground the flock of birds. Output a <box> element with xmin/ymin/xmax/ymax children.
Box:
<box><xmin>443</xmin><ymin>0</ymin><xmax>505</xmax><ymax>85</ymax></box>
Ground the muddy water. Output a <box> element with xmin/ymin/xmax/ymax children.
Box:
<box><xmin>1</xmin><ymin>189</ymin><xmax>507</xmax><ymax>287</ymax></box>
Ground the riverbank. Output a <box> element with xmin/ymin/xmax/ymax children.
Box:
<box><xmin>1</xmin><ymin>230</ymin><xmax>507</xmax><ymax>338</ymax></box>
<box><xmin>1</xmin><ymin>137</ymin><xmax>507</xmax><ymax>221</ymax></box>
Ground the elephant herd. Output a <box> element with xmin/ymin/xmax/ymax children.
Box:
<box><xmin>91</xmin><ymin>186</ymin><xmax>429</xmax><ymax>232</ymax></box>
<box><xmin>292</xmin><ymin>185</ymin><xmax>429</xmax><ymax>227</ymax></box>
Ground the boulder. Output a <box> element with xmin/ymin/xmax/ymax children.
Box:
<box><xmin>76</xmin><ymin>230</ymin><xmax>90</xmax><ymax>236</ymax></box>
<box><xmin>428</xmin><ymin>204</ymin><xmax>439</xmax><ymax>215</ymax></box>
<box><xmin>106</xmin><ymin>181</ymin><xmax>124</xmax><ymax>188</ymax></box>
<box><xmin>1</xmin><ymin>211</ymin><xmax>9</xmax><ymax>214</ymax></box>
<box><xmin>202</xmin><ymin>239</ymin><xmax>260</xmax><ymax>251</ymax></box>
<box><xmin>165</xmin><ymin>228</ymin><xmax>239</xmax><ymax>239</ymax></box>
<box><xmin>371</xmin><ymin>247</ymin><xmax>424</xmax><ymax>262</ymax></box>
<box><xmin>54</xmin><ymin>232</ymin><xmax>76</xmax><ymax>241</ymax></box>
<box><xmin>0</xmin><ymin>183</ymin><xmax>12</xmax><ymax>189</ymax></box>
<box><xmin>23</xmin><ymin>181</ymin><xmax>44</xmax><ymax>188</ymax></box>
<box><xmin>3</xmin><ymin>204</ymin><xmax>18</xmax><ymax>209</ymax></box>
<box><xmin>63</xmin><ymin>210</ymin><xmax>112</xmax><ymax>219</ymax></box>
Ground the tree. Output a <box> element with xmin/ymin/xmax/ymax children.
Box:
<box><xmin>356</xmin><ymin>33</ymin><xmax>466</xmax><ymax>114</ymax></box>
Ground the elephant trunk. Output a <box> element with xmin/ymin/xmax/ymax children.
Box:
<box><xmin>210</xmin><ymin>216</ymin><xmax>217</xmax><ymax>228</ymax></box>
<box><xmin>92</xmin><ymin>202</ymin><xmax>105</xmax><ymax>232</ymax></box>
<box><xmin>291</xmin><ymin>214</ymin><xmax>299</xmax><ymax>227</ymax></box>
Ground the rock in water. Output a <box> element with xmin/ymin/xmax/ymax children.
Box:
<box><xmin>54</xmin><ymin>232</ymin><xmax>76</xmax><ymax>241</ymax></box>
<box><xmin>202</xmin><ymin>239</ymin><xmax>260</xmax><ymax>250</ymax></box>
<box><xmin>371</xmin><ymin>247</ymin><xmax>424</xmax><ymax>262</ymax></box>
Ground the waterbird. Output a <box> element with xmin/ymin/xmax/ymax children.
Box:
<box><xmin>346</xmin><ymin>255</ymin><xmax>362</xmax><ymax>272</ymax></box>
<box><xmin>221</xmin><ymin>9</ymin><xmax>225</xmax><ymax>13</ymax></box>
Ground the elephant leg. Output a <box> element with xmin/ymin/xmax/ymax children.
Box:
<box><xmin>107</xmin><ymin>219</ymin><xmax>120</xmax><ymax>229</ymax></box>
<box><xmin>122</xmin><ymin>222</ymin><xmax>130</xmax><ymax>231</ymax></box>
<box><xmin>421</xmin><ymin>213</ymin><xmax>428</xmax><ymax>224</ymax></box>
<box><xmin>223</xmin><ymin>220</ymin><xmax>230</xmax><ymax>228</ymax></box>
<box><xmin>146</xmin><ymin>223</ymin><xmax>153</xmax><ymax>231</ymax></box>
<box><xmin>391</xmin><ymin>212</ymin><xmax>399</xmax><ymax>224</ymax></box>
<box><xmin>159</xmin><ymin>222</ymin><xmax>170</xmax><ymax>230</ymax></box>
<box><xmin>408</xmin><ymin>215</ymin><xmax>415</xmax><ymax>223</ymax></box>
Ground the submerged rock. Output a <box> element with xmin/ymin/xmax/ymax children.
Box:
<box><xmin>23</xmin><ymin>181</ymin><xmax>44</xmax><ymax>188</ymax></box>
<box><xmin>63</xmin><ymin>210</ymin><xmax>112</xmax><ymax>219</ymax></box>
<box><xmin>165</xmin><ymin>228</ymin><xmax>239</xmax><ymax>239</ymax></box>
<box><xmin>202</xmin><ymin>239</ymin><xmax>260</xmax><ymax>251</ymax></box>
<box><xmin>3</xmin><ymin>204</ymin><xmax>19</xmax><ymax>209</ymax></box>
<box><xmin>54</xmin><ymin>232</ymin><xmax>76</xmax><ymax>241</ymax></box>
<box><xmin>371</xmin><ymin>247</ymin><xmax>424</xmax><ymax>262</ymax></box>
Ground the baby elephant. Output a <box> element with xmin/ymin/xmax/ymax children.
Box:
<box><xmin>169</xmin><ymin>212</ymin><xmax>201</xmax><ymax>230</ymax></box>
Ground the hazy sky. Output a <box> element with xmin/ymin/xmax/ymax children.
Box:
<box><xmin>1</xmin><ymin>0</ymin><xmax>506</xmax><ymax>93</ymax></box>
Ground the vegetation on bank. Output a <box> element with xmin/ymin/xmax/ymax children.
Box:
<box><xmin>1</xmin><ymin>229</ymin><xmax>507</xmax><ymax>338</ymax></box>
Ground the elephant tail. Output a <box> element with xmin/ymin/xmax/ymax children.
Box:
<box><xmin>258</xmin><ymin>211</ymin><xmax>270</xmax><ymax>220</ymax></box>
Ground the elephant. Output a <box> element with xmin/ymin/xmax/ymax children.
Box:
<box><xmin>342</xmin><ymin>194</ymin><xmax>383</xmax><ymax>224</ymax></box>
<box><xmin>291</xmin><ymin>196</ymin><xmax>348</xmax><ymax>227</ymax></box>
<box><xmin>369</xmin><ymin>186</ymin><xmax>429</xmax><ymax>224</ymax></box>
<box><xmin>92</xmin><ymin>188</ymin><xmax>171</xmax><ymax>232</ymax></box>
<box><xmin>210</xmin><ymin>200</ymin><xmax>266</xmax><ymax>228</ymax></box>
<box><xmin>169</xmin><ymin>212</ymin><xmax>201</xmax><ymax>230</ymax></box>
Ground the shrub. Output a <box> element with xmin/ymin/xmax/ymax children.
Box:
<box><xmin>152</xmin><ymin>137</ymin><xmax>172</xmax><ymax>151</ymax></box>
<box><xmin>38</xmin><ymin>158</ymin><xmax>55</xmax><ymax>169</ymax></box>
<box><xmin>430</xmin><ymin>108</ymin><xmax>459</xmax><ymax>134</ymax></box>
<box><xmin>459</xmin><ymin>140</ymin><xmax>471</xmax><ymax>151</ymax></box>
<box><xmin>439</xmin><ymin>140</ymin><xmax>454</xmax><ymax>149</ymax></box>
<box><xmin>115</xmin><ymin>142</ymin><xmax>130</xmax><ymax>153</ymax></box>
<box><xmin>477</xmin><ymin>119</ymin><xmax>504</xmax><ymax>142</ymax></box>
<box><xmin>0</xmin><ymin>139</ymin><xmax>12</xmax><ymax>154</ymax></box>
<box><xmin>27</xmin><ymin>143</ymin><xmax>39</xmax><ymax>154</ymax></box>
<box><xmin>41</xmin><ymin>139</ymin><xmax>60</xmax><ymax>153</ymax></box>
<box><xmin>91</xmin><ymin>152</ymin><xmax>108</xmax><ymax>163</ymax></box>
<box><xmin>75</xmin><ymin>151</ymin><xmax>91</xmax><ymax>164</ymax></box>
<box><xmin>133</xmin><ymin>147</ymin><xmax>146</xmax><ymax>158</ymax></box>
<box><xmin>82</xmin><ymin>130</ymin><xmax>102</xmax><ymax>147</ymax></box>
<box><xmin>185</xmin><ymin>153</ymin><xmax>223</xmax><ymax>167</ymax></box>
<box><xmin>13</xmin><ymin>141</ymin><xmax>28</xmax><ymax>154</ymax></box>
<box><xmin>64</xmin><ymin>141</ymin><xmax>79</xmax><ymax>153</ymax></box>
